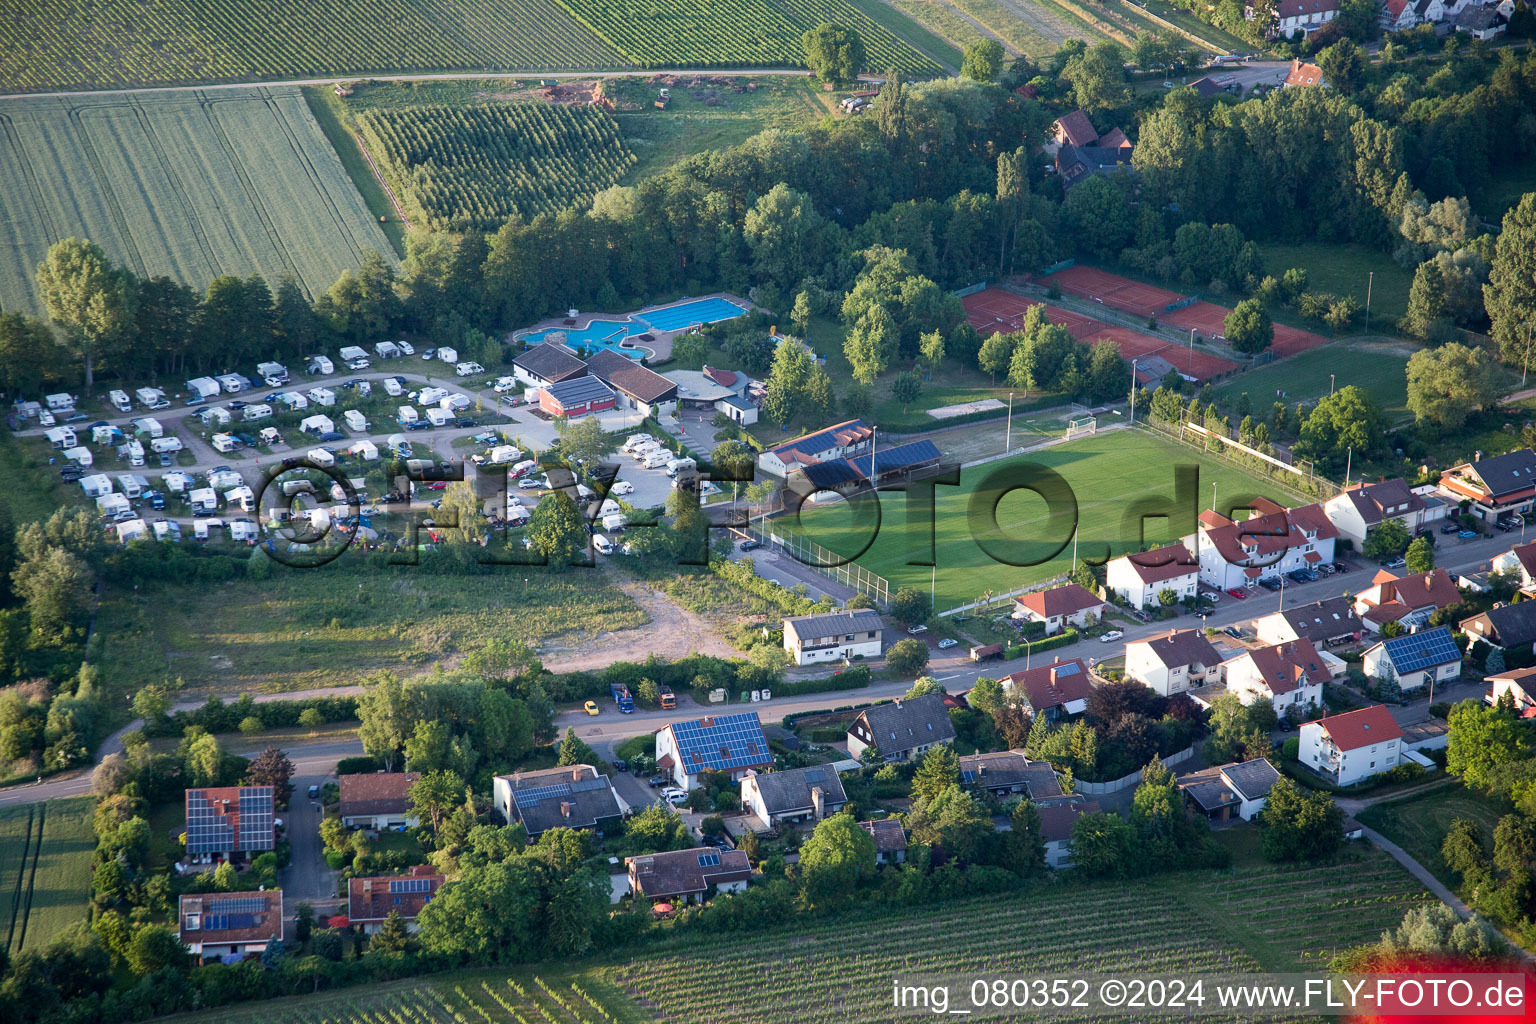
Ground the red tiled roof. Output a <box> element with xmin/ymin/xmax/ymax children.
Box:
<box><xmin>348</xmin><ymin>868</ymin><xmax>443</xmax><ymax>923</ymax></box>
<box><xmin>1096</xmin><ymin>127</ymin><xmax>1130</xmax><ymax>150</ymax></box>
<box><xmin>1363</xmin><ymin>600</ymin><xmax>1411</xmax><ymax>625</ymax></box>
<box><xmin>1384</xmin><ymin>0</ymin><xmax>1408</xmax><ymax>15</ymax></box>
<box><xmin>1037</xmin><ymin>799</ymin><xmax>1101</xmax><ymax>842</ymax></box>
<box><xmin>1053</xmin><ymin>110</ymin><xmax>1098</xmax><ymax>146</ymax></box>
<box><xmin>1374</xmin><ymin>568</ymin><xmax>1461</xmax><ymax>613</ymax></box>
<box><xmin>1314</xmin><ymin>705</ymin><xmax>1403</xmax><ymax>751</ymax></box>
<box><xmin>1286</xmin><ymin>60</ymin><xmax>1324</xmax><ymax>87</ymax></box>
<box><xmin>1238</xmin><ymin>639</ymin><xmax>1330</xmax><ymax>696</ymax></box>
<box><xmin>1508</xmin><ymin>542</ymin><xmax>1536</xmax><ymax>577</ymax></box>
<box><xmin>1016</xmin><ymin>583</ymin><xmax>1103</xmax><ymax>618</ymax></box>
<box><xmin>339</xmin><ymin>772</ymin><xmax>419</xmax><ymax>818</ymax></box>
<box><xmin>704</xmin><ymin>366</ymin><xmax>738</xmax><ymax>388</ymax></box>
<box><xmin>1003</xmin><ymin>658</ymin><xmax>1094</xmax><ymax>713</ymax></box>
<box><xmin>1118</xmin><ymin>543</ymin><xmax>1198</xmax><ymax>585</ymax></box>
<box><xmin>1199</xmin><ymin>500</ymin><xmax>1335</xmax><ymax>567</ymax></box>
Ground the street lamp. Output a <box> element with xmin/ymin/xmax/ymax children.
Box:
<box><xmin>1005</xmin><ymin>392</ymin><xmax>1014</xmax><ymax>452</ymax></box>
<box><xmin>1329</xmin><ymin>373</ymin><xmax>1335</xmax><ymax>396</ymax></box>
<box><xmin>1364</xmin><ymin>271</ymin><xmax>1374</xmax><ymax>335</ymax></box>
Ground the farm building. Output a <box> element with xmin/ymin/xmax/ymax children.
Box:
<box><xmin>183</xmin><ymin>786</ymin><xmax>276</xmax><ymax>862</ymax></box>
<box><xmin>1299</xmin><ymin>705</ymin><xmax>1403</xmax><ymax>786</ymax></box>
<box><xmin>655</xmin><ymin>712</ymin><xmax>772</xmax><ymax>790</ymax></box>
<box><xmin>338</xmin><ymin>772</ymin><xmax>420</xmax><ymax>829</ymax></box>
<box><xmin>781</xmin><ymin>609</ymin><xmax>883</xmax><ymax>665</ymax></box>
<box><xmin>348</xmin><ymin>868</ymin><xmax>443</xmax><ymax>934</ymax></box>
<box><xmin>1177</xmin><ymin>759</ymin><xmax>1280</xmax><ymax>822</ymax></box>
<box><xmin>739</xmin><ymin>765</ymin><xmax>847</xmax><ymax>828</ymax></box>
<box><xmin>513</xmin><ymin>341</ymin><xmax>589</xmax><ymax>387</ymax></box>
<box><xmin>492</xmin><ymin>764</ymin><xmax>625</xmax><ymax>837</ymax></box>
<box><xmin>627</xmin><ymin>847</ymin><xmax>751</xmax><ymax>903</ymax></box>
<box><xmin>539</xmin><ymin>376</ymin><xmax>616</xmax><ymax>418</ymax></box>
<box><xmin>845</xmin><ymin>693</ymin><xmax>955</xmax><ymax>762</ymax></box>
<box><xmin>179</xmin><ymin>891</ymin><xmax>283</xmax><ymax>959</ymax></box>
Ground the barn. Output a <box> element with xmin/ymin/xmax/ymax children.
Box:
<box><xmin>540</xmin><ymin>376</ymin><xmax>617</xmax><ymax>418</ymax></box>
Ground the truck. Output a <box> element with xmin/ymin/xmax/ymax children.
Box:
<box><xmin>610</xmin><ymin>683</ymin><xmax>634</xmax><ymax>713</ymax></box>
<box><xmin>659</xmin><ymin>685</ymin><xmax>676</xmax><ymax>710</ymax></box>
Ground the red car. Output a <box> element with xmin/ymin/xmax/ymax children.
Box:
<box><xmin>425</xmin><ymin>481</ymin><xmax>447</xmax><ymax>491</ymax></box>
<box><xmin>1225</xmin><ymin>587</ymin><xmax>1250</xmax><ymax>600</ymax></box>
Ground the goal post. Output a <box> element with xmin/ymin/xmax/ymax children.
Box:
<box><xmin>1065</xmin><ymin>415</ymin><xmax>1096</xmax><ymax>440</ymax></box>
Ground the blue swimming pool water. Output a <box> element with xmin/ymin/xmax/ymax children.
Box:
<box><xmin>523</xmin><ymin>319</ymin><xmax>638</xmax><ymax>347</ymax></box>
<box><xmin>637</xmin><ymin>297</ymin><xmax>747</xmax><ymax>333</ymax></box>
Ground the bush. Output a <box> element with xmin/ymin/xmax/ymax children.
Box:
<box><xmin>336</xmin><ymin>755</ymin><xmax>382</xmax><ymax>775</ymax></box>
<box><xmin>1004</xmin><ymin>630</ymin><xmax>1078</xmax><ymax>659</ymax></box>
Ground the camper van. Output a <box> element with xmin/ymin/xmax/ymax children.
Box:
<box><xmin>186</xmin><ymin>377</ymin><xmax>220</xmax><ymax>401</ymax></box>
<box><xmin>125</xmin><ymin>440</ymin><xmax>145</xmax><ymax>467</ymax></box>
<box><xmin>108</xmin><ymin>390</ymin><xmax>132</xmax><ymax>413</ymax></box>
<box><xmin>79</xmin><ymin>474</ymin><xmax>113</xmax><ymax>498</ymax></box>
<box><xmin>44</xmin><ymin>426</ymin><xmax>76</xmax><ymax>449</ymax></box>
<box><xmin>225</xmin><ymin>486</ymin><xmax>255</xmax><ymax>512</ymax></box>
<box><xmin>455</xmin><ymin>361</ymin><xmax>484</xmax><ymax>377</ymax></box>
<box><xmin>135</xmin><ymin>387</ymin><xmax>169</xmax><ymax>410</ymax></box>
<box><xmin>306</xmin><ymin>355</ymin><xmax>334</xmax><ymax>375</ymax></box>
<box><xmin>307</xmin><ymin>387</ymin><xmax>336</xmax><ymax>406</ymax></box>
<box><xmin>375</xmin><ymin>341</ymin><xmax>400</xmax><ymax>360</ymax></box>
<box><xmin>150</xmin><ymin>437</ymin><xmax>183</xmax><ymax>455</ymax></box>
<box><xmin>601</xmin><ymin>511</ymin><xmax>628</xmax><ymax>533</ymax></box>
<box><xmin>278</xmin><ymin>391</ymin><xmax>308</xmax><ymax>411</ymax></box>
<box><xmin>508</xmin><ymin>459</ymin><xmax>537</xmax><ymax>479</ymax></box>
<box><xmin>116</xmin><ymin>475</ymin><xmax>146</xmax><ymax>500</ymax></box>
<box><xmin>256</xmin><ymin>361</ymin><xmax>289</xmax><ymax>384</ymax></box>
<box><xmin>418</xmin><ymin>386</ymin><xmax>448</xmax><ymax>406</ymax></box>
<box><xmin>307</xmin><ymin>448</ymin><xmax>336</xmax><ymax>468</ymax></box>
<box><xmin>211</xmin><ymin>433</ymin><xmax>240</xmax><ymax>454</ymax></box>
<box><xmin>343</xmin><ymin>409</ymin><xmax>368</xmax><ymax>432</ymax></box>
<box><xmin>666</xmin><ymin>457</ymin><xmax>697</xmax><ymax>477</ymax></box>
<box><xmin>641</xmin><ymin>450</ymin><xmax>670</xmax><ymax>470</ymax></box>
<box><xmin>242</xmin><ymin>404</ymin><xmax>273</xmax><ymax>422</ymax></box>
<box><xmin>338</xmin><ymin>346</ymin><xmax>369</xmax><ymax>369</ymax></box>
<box><xmin>382</xmin><ymin>377</ymin><xmax>404</xmax><ymax>397</ymax></box>
<box><xmin>44</xmin><ymin>392</ymin><xmax>77</xmax><ymax>412</ymax></box>
<box><xmin>593</xmin><ymin>534</ymin><xmax>615</xmax><ymax>555</ymax></box>
<box><xmin>486</xmin><ymin>445</ymin><xmax>520</xmax><ymax>465</ymax></box>
<box><xmin>229</xmin><ymin>519</ymin><xmax>258</xmax><ymax>542</ymax></box>
<box><xmin>152</xmin><ymin>520</ymin><xmax>182</xmax><ymax>543</ymax></box>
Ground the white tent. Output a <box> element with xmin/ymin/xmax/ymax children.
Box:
<box><xmin>186</xmin><ymin>377</ymin><xmax>220</xmax><ymax>399</ymax></box>
<box><xmin>115</xmin><ymin>519</ymin><xmax>148</xmax><ymax>543</ymax></box>
<box><xmin>131</xmin><ymin>416</ymin><xmax>165</xmax><ymax>437</ymax></box>
<box><xmin>80</xmin><ymin>474</ymin><xmax>113</xmax><ymax>497</ymax></box>
<box><xmin>299</xmin><ymin>414</ymin><xmax>334</xmax><ymax>435</ymax></box>
<box><xmin>279</xmin><ymin>391</ymin><xmax>309</xmax><ymax>410</ymax></box>
<box><xmin>349</xmin><ymin>439</ymin><xmax>380</xmax><ymax>461</ymax></box>
<box><xmin>374</xmin><ymin>341</ymin><xmax>400</xmax><ymax>359</ymax></box>
<box><xmin>206</xmin><ymin>468</ymin><xmax>241</xmax><ymax>490</ymax></box>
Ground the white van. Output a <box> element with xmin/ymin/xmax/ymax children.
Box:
<box><xmin>593</xmin><ymin>534</ymin><xmax>615</xmax><ymax>555</ymax></box>
<box><xmin>455</xmin><ymin>361</ymin><xmax>484</xmax><ymax>377</ymax></box>
<box><xmin>666</xmin><ymin>457</ymin><xmax>697</xmax><ymax>477</ymax></box>
<box><xmin>108</xmin><ymin>390</ymin><xmax>132</xmax><ymax>413</ymax></box>
<box><xmin>215</xmin><ymin>373</ymin><xmax>247</xmax><ymax>394</ymax></box>
<box><xmin>125</xmin><ymin>440</ymin><xmax>146</xmax><ymax>467</ymax></box>
<box><xmin>642</xmin><ymin>450</ymin><xmax>670</xmax><ymax>470</ymax></box>
<box><xmin>343</xmin><ymin>409</ymin><xmax>369</xmax><ymax>432</ymax></box>
<box><xmin>601</xmin><ymin>511</ymin><xmax>628</xmax><ymax>532</ymax></box>
<box><xmin>211</xmin><ymin>433</ymin><xmax>239</xmax><ymax>454</ymax></box>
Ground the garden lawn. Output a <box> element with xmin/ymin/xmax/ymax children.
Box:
<box><xmin>0</xmin><ymin>88</ymin><xmax>393</xmax><ymax>316</ymax></box>
<box><xmin>92</xmin><ymin>569</ymin><xmax>648</xmax><ymax>695</ymax></box>
<box><xmin>790</xmin><ymin>428</ymin><xmax>1306</xmax><ymax>610</ymax></box>
<box><xmin>0</xmin><ymin>798</ymin><xmax>94</xmax><ymax>954</ymax></box>
<box><xmin>1254</xmin><ymin>242</ymin><xmax>1414</xmax><ymax>326</ymax></box>
<box><xmin>1355</xmin><ymin>783</ymin><xmax>1507</xmax><ymax>892</ymax></box>
<box><xmin>1212</xmin><ymin>341</ymin><xmax>1416</xmax><ymax>425</ymax></box>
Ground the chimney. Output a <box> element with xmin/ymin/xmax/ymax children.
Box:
<box><xmin>811</xmin><ymin>787</ymin><xmax>825</xmax><ymax>819</ymax></box>
<box><xmin>701</xmin><ymin>716</ymin><xmax>715</xmax><ymax>727</ymax></box>
<box><xmin>1475</xmin><ymin>451</ymin><xmax>1484</xmax><ymax>462</ymax></box>
<box><xmin>560</xmin><ymin>801</ymin><xmax>572</xmax><ymax>819</ymax></box>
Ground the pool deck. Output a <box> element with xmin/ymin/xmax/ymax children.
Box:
<box><xmin>507</xmin><ymin>291</ymin><xmax>753</xmax><ymax>363</ymax></box>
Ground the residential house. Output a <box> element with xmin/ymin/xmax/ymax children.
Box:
<box><xmin>1413</xmin><ymin>0</ymin><xmax>1447</xmax><ymax>23</ymax></box>
<box><xmin>1050</xmin><ymin>109</ymin><xmax>1099</xmax><ymax>147</ymax></box>
<box><xmin>1001</xmin><ymin>658</ymin><xmax>1094</xmax><ymax>723</ymax></box>
<box><xmin>1105</xmin><ymin>543</ymin><xmax>1199</xmax><ymax>611</ymax></box>
<box><xmin>538</xmin><ymin>376</ymin><xmax>616</xmax><ymax>418</ymax></box>
<box><xmin>584</xmin><ymin>348</ymin><xmax>678</xmax><ymax>418</ymax></box>
<box><xmin>1362</xmin><ymin>626</ymin><xmax>1462</xmax><ymax>693</ymax></box>
<box><xmin>1460</xmin><ymin>601</ymin><xmax>1536</xmax><ymax>655</ymax></box>
<box><xmin>1283</xmin><ymin>59</ymin><xmax>1325</xmax><ymax>86</ymax></box>
<box><xmin>1491</xmin><ymin>541</ymin><xmax>1536</xmax><ymax>593</ymax></box>
<box><xmin>512</xmin><ymin>341</ymin><xmax>589</xmax><ymax>388</ymax></box>
<box><xmin>1299</xmin><ymin>705</ymin><xmax>1404</xmax><ymax>786</ymax></box>
<box><xmin>1323</xmin><ymin>478</ymin><xmax>1437</xmax><ymax>548</ymax></box>
<box><xmin>338</xmin><ymin>773</ymin><xmax>420</xmax><ymax>830</ymax></box>
<box><xmin>859</xmin><ymin>818</ymin><xmax>908</xmax><ymax>864</ymax></box>
<box><xmin>1012</xmin><ymin>583</ymin><xmax>1105</xmax><ymax>634</ymax></box>
<box><xmin>1454</xmin><ymin>5</ymin><xmax>1506</xmax><ymax>37</ymax></box>
<box><xmin>348</xmin><ymin>868</ymin><xmax>443</xmax><ymax>934</ymax></box>
<box><xmin>1381</xmin><ymin>0</ymin><xmax>1418</xmax><ymax>29</ymax></box>
<box><xmin>1267</xmin><ymin>0</ymin><xmax>1340</xmax><ymax>34</ymax></box>
<box><xmin>183</xmin><ymin>786</ymin><xmax>275</xmax><ymax>862</ymax></box>
<box><xmin>1056</xmin><ymin>144</ymin><xmax>1135</xmax><ymax>189</ymax></box>
<box><xmin>1176</xmin><ymin>759</ymin><xmax>1281</xmax><ymax>822</ymax></box>
<box><xmin>1096</xmin><ymin>127</ymin><xmax>1132</xmax><ymax>152</ymax></box>
<box><xmin>179</xmin><ymin>891</ymin><xmax>283</xmax><ymax>959</ymax></box>
<box><xmin>1353</xmin><ymin>568</ymin><xmax>1463</xmax><ymax>632</ymax></box>
<box><xmin>1037</xmin><ymin>800</ymin><xmax>1101</xmax><ymax>869</ymax></box>
<box><xmin>492</xmin><ymin>764</ymin><xmax>626</xmax><ymax>837</ymax></box>
<box><xmin>627</xmin><ymin>847</ymin><xmax>751</xmax><ymax>902</ymax></box>
<box><xmin>739</xmin><ymin>765</ymin><xmax>847</xmax><ymax>827</ymax></box>
<box><xmin>1191</xmin><ymin>498</ymin><xmax>1337</xmax><ymax>590</ymax></box>
<box><xmin>1124</xmin><ymin>629</ymin><xmax>1223</xmax><ymax>697</ymax></box>
<box><xmin>845</xmin><ymin>693</ymin><xmax>956</xmax><ymax>762</ymax></box>
<box><xmin>1223</xmin><ymin>639</ymin><xmax>1329</xmax><ymax>716</ymax></box>
<box><xmin>756</xmin><ymin>419</ymin><xmax>873</xmax><ymax>478</ymax></box>
<box><xmin>1253</xmin><ymin>596</ymin><xmax>1363</xmax><ymax>648</ymax></box>
<box><xmin>782</xmin><ymin>609</ymin><xmax>883</xmax><ymax>665</ymax></box>
<box><xmin>1439</xmin><ymin>448</ymin><xmax>1536</xmax><ymax>524</ymax></box>
<box><xmin>1485</xmin><ymin>665</ymin><xmax>1536</xmax><ymax>716</ymax></box>
<box><xmin>656</xmin><ymin>712</ymin><xmax>772</xmax><ymax>789</ymax></box>
<box><xmin>958</xmin><ymin>751</ymin><xmax>1069</xmax><ymax>802</ymax></box>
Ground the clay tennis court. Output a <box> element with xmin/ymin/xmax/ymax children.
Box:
<box><xmin>1162</xmin><ymin>301</ymin><xmax>1230</xmax><ymax>338</ymax></box>
<box><xmin>1044</xmin><ymin>265</ymin><xmax>1185</xmax><ymax>318</ymax></box>
<box><xmin>959</xmin><ymin>288</ymin><xmax>1237</xmax><ymax>382</ymax></box>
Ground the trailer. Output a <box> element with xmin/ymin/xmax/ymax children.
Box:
<box><xmin>382</xmin><ymin>377</ymin><xmax>404</xmax><ymax>397</ymax></box>
<box><xmin>306</xmin><ymin>355</ymin><xmax>334</xmax><ymax>375</ymax></box>
<box><xmin>487</xmin><ymin>444</ymin><xmax>520</xmax><ymax>465</ymax></box>
<box><xmin>79</xmin><ymin>473</ymin><xmax>113</xmax><ymax>498</ymax></box>
<box><xmin>115</xmin><ymin>519</ymin><xmax>148</xmax><ymax>544</ymax></box>
<box><xmin>44</xmin><ymin>392</ymin><xmax>77</xmax><ymax>412</ymax></box>
<box><xmin>207</xmin><ymin>468</ymin><xmax>242</xmax><ymax>490</ymax></box>
<box><xmin>349</xmin><ymin>439</ymin><xmax>380</xmax><ymax>461</ymax></box>
<box><xmin>135</xmin><ymin>387</ymin><xmax>169</xmax><ymax>409</ymax></box>
<box><xmin>150</xmin><ymin>436</ymin><xmax>183</xmax><ymax>454</ymax></box>
<box><xmin>426</xmin><ymin>407</ymin><xmax>451</xmax><ymax>427</ymax></box>
<box><xmin>229</xmin><ymin>519</ymin><xmax>259</xmax><ymax>542</ymax></box>
<box><xmin>188</xmin><ymin>487</ymin><xmax>218</xmax><ymax>513</ymax></box>
<box><xmin>108</xmin><ymin>389</ymin><xmax>132</xmax><ymax>413</ymax></box>
<box><xmin>610</xmin><ymin>682</ymin><xmax>634</xmax><ymax>713</ymax></box>
<box><xmin>116</xmin><ymin>474</ymin><xmax>147</xmax><ymax>499</ymax></box>
<box><xmin>306</xmin><ymin>387</ymin><xmax>336</xmax><ymax>406</ymax></box>
<box><xmin>161</xmin><ymin>471</ymin><xmax>192</xmax><ymax>494</ymax></box>
<box><xmin>130</xmin><ymin>416</ymin><xmax>164</xmax><ymax>438</ymax></box>
<box><xmin>215</xmin><ymin>373</ymin><xmax>248</xmax><ymax>394</ymax></box>
<box><xmin>374</xmin><ymin>341</ymin><xmax>400</xmax><ymax>359</ymax></box>
<box><xmin>396</xmin><ymin>405</ymin><xmax>419</xmax><ymax>425</ymax></box>
<box><xmin>225</xmin><ymin>485</ymin><xmax>256</xmax><ymax>511</ymax></box>
<box><xmin>418</xmin><ymin>386</ymin><xmax>448</xmax><ymax>406</ymax></box>
<box><xmin>242</xmin><ymin>403</ymin><xmax>273</xmax><ymax>422</ymax></box>
<box><xmin>198</xmin><ymin>407</ymin><xmax>231</xmax><ymax>427</ymax></box>
<box><xmin>278</xmin><ymin>391</ymin><xmax>309</xmax><ymax>411</ymax></box>
<box><xmin>343</xmin><ymin>409</ymin><xmax>368</xmax><ymax>432</ymax></box>
<box><xmin>96</xmin><ymin>492</ymin><xmax>130</xmax><ymax>517</ymax></box>
<box><xmin>152</xmin><ymin>520</ymin><xmax>182</xmax><ymax>543</ymax></box>
<box><xmin>437</xmin><ymin>346</ymin><xmax>458</xmax><ymax>364</ymax></box>
<box><xmin>44</xmin><ymin>426</ymin><xmax>76</xmax><ymax>449</ymax></box>
<box><xmin>62</xmin><ymin>446</ymin><xmax>93</xmax><ymax>467</ymax></box>
<box><xmin>186</xmin><ymin>377</ymin><xmax>220</xmax><ymax>400</ymax></box>
<box><xmin>299</xmin><ymin>414</ymin><xmax>334</xmax><ymax>435</ymax></box>
<box><xmin>256</xmin><ymin>361</ymin><xmax>289</xmax><ymax>383</ymax></box>
<box><xmin>307</xmin><ymin>448</ymin><xmax>336</xmax><ymax>468</ymax></box>
<box><xmin>211</xmin><ymin>433</ymin><xmax>239</xmax><ymax>453</ymax></box>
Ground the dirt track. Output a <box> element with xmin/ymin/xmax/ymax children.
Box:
<box><xmin>537</xmin><ymin>581</ymin><xmax>741</xmax><ymax>672</ymax></box>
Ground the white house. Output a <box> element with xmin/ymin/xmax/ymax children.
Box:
<box><xmin>739</xmin><ymin>765</ymin><xmax>847</xmax><ymax>827</ymax></box>
<box><xmin>1223</xmin><ymin>639</ymin><xmax>1329</xmax><ymax>716</ymax></box>
<box><xmin>1353</xmin><ymin>568</ymin><xmax>1463</xmax><ymax>633</ymax></box>
<box><xmin>1123</xmin><ymin>629</ymin><xmax>1223</xmax><ymax>696</ymax></box>
<box><xmin>1380</xmin><ymin>0</ymin><xmax>1418</xmax><ymax>30</ymax></box>
<box><xmin>1254</xmin><ymin>596</ymin><xmax>1363</xmax><ymax>648</ymax></box>
<box><xmin>1323</xmin><ymin>478</ymin><xmax>1440</xmax><ymax>548</ymax></box>
<box><xmin>1492</xmin><ymin>541</ymin><xmax>1536</xmax><ymax>593</ymax></box>
<box><xmin>1485</xmin><ymin>666</ymin><xmax>1536</xmax><ymax>716</ymax></box>
<box><xmin>1191</xmin><ymin>499</ymin><xmax>1337</xmax><ymax>590</ymax></box>
<box><xmin>1177</xmin><ymin>759</ymin><xmax>1281</xmax><ymax>822</ymax></box>
<box><xmin>1263</xmin><ymin>0</ymin><xmax>1340</xmax><ymax>34</ymax></box>
<box><xmin>655</xmin><ymin>712</ymin><xmax>772</xmax><ymax>790</ymax></box>
<box><xmin>781</xmin><ymin>609</ymin><xmax>883</xmax><ymax>665</ymax></box>
<box><xmin>1105</xmin><ymin>543</ymin><xmax>1199</xmax><ymax>610</ymax></box>
<box><xmin>756</xmin><ymin>419</ymin><xmax>873</xmax><ymax>478</ymax></box>
<box><xmin>1012</xmin><ymin>583</ymin><xmax>1105</xmax><ymax>634</ymax></box>
<box><xmin>1361</xmin><ymin>626</ymin><xmax>1462</xmax><ymax>693</ymax></box>
<box><xmin>1300</xmin><ymin>705</ymin><xmax>1403</xmax><ymax>786</ymax></box>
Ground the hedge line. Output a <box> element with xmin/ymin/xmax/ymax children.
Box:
<box><xmin>711</xmin><ymin>557</ymin><xmax>819</xmax><ymax>616</ymax></box>
<box><xmin>1004</xmin><ymin>630</ymin><xmax>1079</xmax><ymax>660</ymax></box>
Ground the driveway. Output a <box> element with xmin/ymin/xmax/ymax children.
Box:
<box><xmin>279</xmin><ymin>761</ymin><xmax>342</xmax><ymax>906</ymax></box>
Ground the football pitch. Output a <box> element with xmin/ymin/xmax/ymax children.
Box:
<box><xmin>789</xmin><ymin>429</ymin><xmax>1307</xmax><ymax>609</ymax></box>
<box><xmin>0</xmin><ymin>87</ymin><xmax>392</xmax><ymax>315</ymax></box>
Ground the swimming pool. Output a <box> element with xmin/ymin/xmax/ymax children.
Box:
<box><xmin>637</xmin><ymin>297</ymin><xmax>747</xmax><ymax>333</ymax></box>
<box><xmin>523</xmin><ymin>319</ymin><xmax>638</xmax><ymax>348</ymax></box>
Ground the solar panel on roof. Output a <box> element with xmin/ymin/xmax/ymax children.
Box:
<box><xmin>217</xmin><ymin>896</ymin><xmax>269</xmax><ymax>914</ymax></box>
<box><xmin>1382</xmin><ymin>627</ymin><xmax>1459</xmax><ymax>673</ymax></box>
<box><xmin>697</xmin><ymin>852</ymin><xmax>720</xmax><ymax>867</ymax></box>
<box><xmin>513</xmin><ymin>782</ymin><xmax>573</xmax><ymax>806</ymax></box>
<box><xmin>569</xmin><ymin>776</ymin><xmax>609</xmax><ymax>793</ymax></box>
<box><xmin>389</xmin><ymin>878</ymin><xmax>432</xmax><ymax>894</ymax></box>
<box><xmin>1053</xmin><ymin>662</ymin><xmax>1082</xmax><ymax>676</ymax></box>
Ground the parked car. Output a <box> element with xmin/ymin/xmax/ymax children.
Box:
<box><xmin>739</xmin><ymin>538</ymin><xmax>761</xmax><ymax>551</ymax></box>
<box><xmin>407</xmin><ymin>420</ymin><xmax>431</xmax><ymax>431</ymax></box>
<box><xmin>306</xmin><ymin>785</ymin><xmax>320</xmax><ymax>799</ymax></box>
<box><xmin>455</xmin><ymin>417</ymin><xmax>476</xmax><ymax>428</ymax></box>
<box><xmin>1223</xmin><ymin>626</ymin><xmax>1244</xmax><ymax>640</ymax></box>
<box><xmin>422</xmin><ymin>348</ymin><xmax>437</xmax><ymax>361</ymax></box>
<box><xmin>1440</xmin><ymin>521</ymin><xmax>1462</xmax><ymax>534</ymax></box>
<box><xmin>663</xmin><ymin>788</ymin><xmax>688</xmax><ymax>806</ymax></box>
<box><xmin>1331</xmin><ymin>561</ymin><xmax>1351</xmax><ymax>573</ymax></box>
<box><xmin>1258</xmin><ymin>577</ymin><xmax>1283</xmax><ymax>591</ymax></box>
<box><xmin>583</xmin><ymin>700</ymin><xmax>599</xmax><ymax>715</ymax></box>
<box><xmin>1099</xmin><ymin>630</ymin><xmax>1123</xmax><ymax>643</ymax></box>
<box><xmin>611</xmin><ymin>759</ymin><xmax>628</xmax><ymax>773</ymax></box>
<box><xmin>648</xmin><ymin>776</ymin><xmax>666</xmax><ymax>788</ymax></box>
<box><xmin>1457</xmin><ymin>530</ymin><xmax>1478</xmax><ymax>539</ymax></box>
<box><xmin>1383</xmin><ymin>557</ymin><xmax>1408</xmax><ymax>568</ymax></box>
<box><xmin>906</xmin><ymin>624</ymin><xmax>928</xmax><ymax>635</ymax></box>
<box><xmin>937</xmin><ymin>637</ymin><xmax>958</xmax><ymax>649</ymax></box>
<box><xmin>1225</xmin><ymin>588</ymin><xmax>1249</xmax><ymax>600</ymax></box>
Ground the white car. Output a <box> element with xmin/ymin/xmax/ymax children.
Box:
<box><xmin>611</xmin><ymin>481</ymin><xmax>635</xmax><ymax>496</ymax></box>
<box><xmin>937</xmin><ymin>638</ymin><xmax>958</xmax><ymax>649</ymax></box>
<box><xmin>1099</xmin><ymin>630</ymin><xmax>1124</xmax><ymax>643</ymax></box>
<box><xmin>517</xmin><ymin>475</ymin><xmax>545</xmax><ymax>490</ymax></box>
<box><xmin>397</xmin><ymin>341</ymin><xmax>415</xmax><ymax>355</ymax></box>
<box><xmin>906</xmin><ymin>624</ymin><xmax>928</xmax><ymax>635</ymax></box>
<box><xmin>493</xmin><ymin>376</ymin><xmax>518</xmax><ymax>393</ymax></box>
<box><xmin>662</xmin><ymin>788</ymin><xmax>688</xmax><ymax>806</ymax></box>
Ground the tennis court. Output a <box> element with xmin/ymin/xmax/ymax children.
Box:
<box><xmin>1044</xmin><ymin>265</ymin><xmax>1185</xmax><ymax>318</ymax></box>
<box><xmin>1163</xmin><ymin>301</ymin><xmax>1231</xmax><ymax>338</ymax></box>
